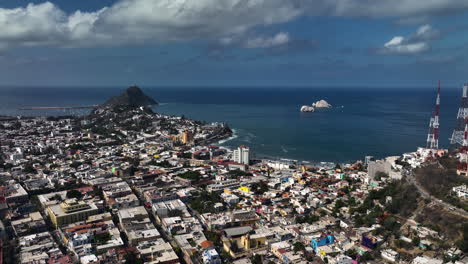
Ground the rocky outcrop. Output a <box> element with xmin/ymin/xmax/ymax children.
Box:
<box><xmin>300</xmin><ymin>105</ymin><xmax>315</xmax><ymax>112</ymax></box>
<box><xmin>312</xmin><ymin>100</ymin><xmax>332</xmax><ymax>108</ymax></box>
<box><xmin>102</xmin><ymin>86</ymin><xmax>157</xmax><ymax>108</ymax></box>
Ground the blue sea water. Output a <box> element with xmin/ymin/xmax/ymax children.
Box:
<box><xmin>0</xmin><ymin>86</ymin><xmax>463</xmax><ymax>163</ymax></box>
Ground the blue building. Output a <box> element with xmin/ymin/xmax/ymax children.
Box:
<box><xmin>311</xmin><ymin>235</ymin><xmax>335</xmax><ymax>252</ymax></box>
<box><xmin>202</xmin><ymin>249</ymin><xmax>222</xmax><ymax>264</ymax></box>
<box><xmin>361</xmin><ymin>233</ymin><xmax>380</xmax><ymax>249</ymax></box>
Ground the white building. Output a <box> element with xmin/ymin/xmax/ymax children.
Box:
<box><xmin>367</xmin><ymin>160</ymin><xmax>391</xmax><ymax>179</ymax></box>
<box><xmin>207</xmin><ymin>179</ymin><xmax>240</xmax><ymax>192</ymax></box>
<box><xmin>233</xmin><ymin>146</ymin><xmax>250</xmax><ymax>165</ymax></box>
<box><xmin>453</xmin><ymin>185</ymin><xmax>468</xmax><ymax>199</ymax></box>
<box><xmin>412</xmin><ymin>256</ymin><xmax>443</xmax><ymax>264</ymax></box>
<box><xmin>381</xmin><ymin>249</ymin><xmax>399</xmax><ymax>262</ymax></box>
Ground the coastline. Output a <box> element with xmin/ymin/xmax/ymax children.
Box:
<box><xmin>217</xmin><ymin>128</ymin><xmax>238</xmax><ymax>145</ymax></box>
<box><xmin>2</xmin><ymin>110</ymin><xmax>380</xmax><ymax>165</ymax></box>
<box><xmin>215</xmin><ymin>126</ymin><xmax>369</xmax><ymax>165</ymax></box>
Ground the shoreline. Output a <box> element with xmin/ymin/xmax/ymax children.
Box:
<box><xmin>215</xmin><ymin>126</ymin><xmax>376</xmax><ymax>165</ymax></box>
<box><xmin>2</xmin><ymin>111</ymin><xmax>386</xmax><ymax>165</ymax></box>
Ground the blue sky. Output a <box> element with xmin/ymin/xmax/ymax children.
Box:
<box><xmin>0</xmin><ymin>0</ymin><xmax>468</xmax><ymax>88</ymax></box>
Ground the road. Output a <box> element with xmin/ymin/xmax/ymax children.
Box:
<box><xmin>404</xmin><ymin>169</ymin><xmax>468</xmax><ymax>219</ymax></box>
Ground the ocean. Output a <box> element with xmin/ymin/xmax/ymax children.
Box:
<box><xmin>0</xmin><ymin>86</ymin><xmax>463</xmax><ymax>163</ymax></box>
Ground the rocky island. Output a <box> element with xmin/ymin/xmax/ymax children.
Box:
<box><xmin>312</xmin><ymin>99</ymin><xmax>332</xmax><ymax>108</ymax></box>
<box><xmin>101</xmin><ymin>85</ymin><xmax>158</xmax><ymax>108</ymax></box>
<box><xmin>300</xmin><ymin>105</ymin><xmax>315</xmax><ymax>112</ymax></box>
<box><xmin>300</xmin><ymin>99</ymin><xmax>332</xmax><ymax>112</ymax></box>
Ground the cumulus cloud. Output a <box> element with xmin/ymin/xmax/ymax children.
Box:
<box><xmin>245</xmin><ymin>32</ymin><xmax>290</xmax><ymax>49</ymax></box>
<box><xmin>383</xmin><ymin>37</ymin><xmax>430</xmax><ymax>54</ymax></box>
<box><xmin>378</xmin><ymin>24</ymin><xmax>440</xmax><ymax>55</ymax></box>
<box><xmin>0</xmin><ymin>0</ymin><xmax>466</xmax><ymax>51</ymax></box>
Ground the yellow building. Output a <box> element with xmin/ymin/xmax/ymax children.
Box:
<box><xmin>238</xmin><ymin>186</ymin><xmax>250</xmax><ymax>193</ymax></box>
<box><xmin>47</xmin><ymin>199</ymin><xmax>100</xmax><ymax>227</ymax></box>
<box><xmin>181</xmin><ymin>130</ymin><xmax>194</xmax><ymax>145</ymax></box>
<box><xmin>222</xmin><ymin>226</ymin><xmax>268</xmax><ymax>258</ymax></box>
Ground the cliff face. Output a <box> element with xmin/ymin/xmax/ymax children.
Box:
<box><xmin>300</xmin><ymin>105</ymin><xmax>315</xmax><ymax>112</ymax></box>
<box><xmin>312</xmin><ymin>100</ymin><xmax>332</xmax><ymax>108</ymax></box>
<box><xmin>102</xmin><ymin>86</ymin><xmax>157</xmax><ymax>108</ymax></box>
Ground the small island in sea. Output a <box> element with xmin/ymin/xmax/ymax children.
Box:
<box><xmin>101</xmin><ymin>85</ymin><xmax>158</xmax><ymax>108</ymax></box>
<box><xmin>300</xmin><ymin>99</ymin><xmax>332</xmax><ymax>112</ymax></box>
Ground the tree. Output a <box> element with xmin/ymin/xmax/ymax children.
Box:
<box><xmin>23</xmin><ymin>163</ymin><xmax>37</xmax><ymax>174</ymax></box>
<box><xmin>94</xmin><ymin>232</ymin><xmax>112</xmax><ymax>244</ymax></box>
<box><xmin>456</xmin><ymin>224</ymin><xmax>468</xmax><ymax>253</ymax></box>
<box><xmin>345</xmin><ymin>248</ymin><xmax>357</xmax><ymax>258</ymax></box>
<box><xmin>228</xmin><ymin>169</ymin><xmax>252</xmax><ymax>178</ymax></box>
<box><xmin>168</xmin><ymin>209</ymin><xmax>183</xmax><ymax>217</ymax></box>
<box><xmin>123</xmin><ymin>251</ymin><xmax>143</xmax><ymax>264</ymax></box>
<box><xmin>375</xmin><ymin>171</ymin><xmax>389</xmax><ymax>181</ymax></box>
<box><xmin>293</xmin><ymin>241</ymin><xmax>306</xmax><ymax>252</ymax></box>
<box><xmin>180</xmin><ymin>152</ymin><xmax>193</xmax><ymax>159</ymax></box>
<box><xmin>205</xmin><ymin>231</ymin><xmax>222</xmax><ymax>247</ymax></box>
<box><xmin>296</xmin><ymin>214</ymin><xmax>319</xmax><ymax>224</ymax></box>
<box><xmin>334</xmin><ymin>199</ymin><xmax>346</xmax><ymax>211</ymax></box>
<box><xmin>383</xmin><ymin>216</ymin><xmax>399</xmax><ymax>232</ymax></box>
<box><xmin>53</xmin><ymin>194</ymin><xmax>63</xmax><ymax>201</ymax></box>
<box><xmin>251</xmin><ymin>181</ymin><xmax>269</xmax><ymax>195</ymax></box>
<box><xmin>66</xmin><ymin>189</ymin><xmax>83</xmax><ymax>200</ymax></box>
<box><xmin>178</xmin><ymin>170</ymin><xmax>201</xmax><ymax>182</ymax></box>
<box><xmin>250</xmin><ymin>254</ymin><xmax>262</xmax><ymax>264</ymax></box>
<box><xmin>70</xmin><ymin>161</ymin><xmax>82</xmax><ymax>169</ymax></box>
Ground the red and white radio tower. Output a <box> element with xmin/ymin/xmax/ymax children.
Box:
<box><xmin>426</xmin><ymin>81</ymin><xmax>441</xmax><ymax>149</ymax></box>
<box><xmin>458</xmin><ymin>117</ymin><xmax>468</xmax><ymax>175</ymax></box>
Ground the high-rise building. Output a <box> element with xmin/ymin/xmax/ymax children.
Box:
<box><xmin>181</xmin><ymin>130</ymin><xmax>194</xmax><ymax>145</ymax></box>
<box><xmin>233</xmin><ymin>145</ymin><xmax>250</xmax><ymax>165</ymax></box>
<box><xmin>367</xmin><ymin>160</ymin><xmax>391</xmax><ymax>179</ymax></box>
<box><xmin>364</xmin><ymin>156</ymin><xmax>375</xmax><ymax>167</ymax></box>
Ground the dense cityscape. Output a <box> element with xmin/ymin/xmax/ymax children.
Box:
<box><xmin>0</xmin><ymin>87</ymin><xmax>466</xmax><ymax>264</ymax></box>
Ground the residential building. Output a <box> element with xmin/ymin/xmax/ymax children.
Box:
<box><xmin>233</xmin><ymin>146</ymin><xmax>250</xmax><ymax>165</ymax></box>
<box><xmin>47</xmin><ymin>199</ymin><xmax>100</xmax><ymax>227</ymax></box>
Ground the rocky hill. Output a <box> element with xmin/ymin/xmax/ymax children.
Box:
<box><xmin>102</xmin><ymin>86</ymin><xmax>157</xmax><ymax>108</ymax></box>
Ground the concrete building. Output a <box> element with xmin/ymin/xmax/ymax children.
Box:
<box><xmin>152</xmin><ymin>199</ymin><xmax>187</xmax><ymax>218</ymax></box>
<box><xmin>364</xmin><ymin>156</ymin><xmax>375</xmax><ymax>166</ymax></box>
<box><xmin>222</xmin><ymin>226</ymin><xmax>268</xmax><ymax>259</ymax></box>
<box><xmin>311</xmin><ymin>234</ymin><xmax>335</xmax><ymax>253</ymax></box>
<box><xmin>11</xmin><ymin>212</ymin><xmax>47</xmax><ymax>237</ymax></box>
<box><xmin>181</xmin><ymin>130</ymin><xmax>194</xmax><ymax>145</ymax></box>
<box><xmin>381</xmin><ymin>249</ymin><xmax>399</xmax><ymax>262</ymax></box>
<box><xmin>137</xmin><ymin>238</ymin><xmax>179</xmax><ymax>264</ymax></box>
<box><xmin>47</xmin><ymin>199</ymin><xmax>100</xmax><ymax>227</ymax></box>
<box><xmin>1</xmin><ymin>183</ymin><xmax>28</xmax><ymax>205</ymax></box>
<box><xmin>202</xmin><ymin>249</ymin><xmax>222</xmax><ymax>264</ymax></box>
<box><xmin>412</xmin><ymin>256</ymin><xmax>443</xmax><ymax>264</ymax></box>
<box><xmin>233</xmin><ymin>146</ymin><xmax>250</xmax><ymax>165</ymax></box>
<box><xmin>207</xmin><ymin>179</ymin><xmax>240</xmax><ymax>192</ymax></box>
<box><xmin>453</xmin><ymin>185</ymin><xmax>468</xmax><ymax>199</ymax></box>
<box><xmin>367</xmin><ymin>160</ymin><xmax>391</xmax><ymax>179</ymax></box>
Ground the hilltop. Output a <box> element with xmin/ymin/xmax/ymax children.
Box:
<box><xmin>101</xmin><ymin>86</ymin><xmax>157</xmax><ymax>108</ymax></box>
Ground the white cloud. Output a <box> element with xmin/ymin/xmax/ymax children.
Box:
<box><xmin>0</xmin><ymin>0</ymin><xmax>465</xmax><ymax>51</ymax></box>
<box><xmin>379</xmin><ymin>24</ymin><xmax>439</xmax><ymax>55</ymax></box>
<box><xmin>413</xmin><ymin>24</ymin><xmax>441</xmax><ymax>41</ymax></box>
<box><xmin>328</xmin><ymin>0</ymin><xmax>468</xmax><ymax>17</ymax></box>
<box><xmin>245</xmin><ymin>32</ymin><xmax>290</xmax><ymax>49</ymax></box>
